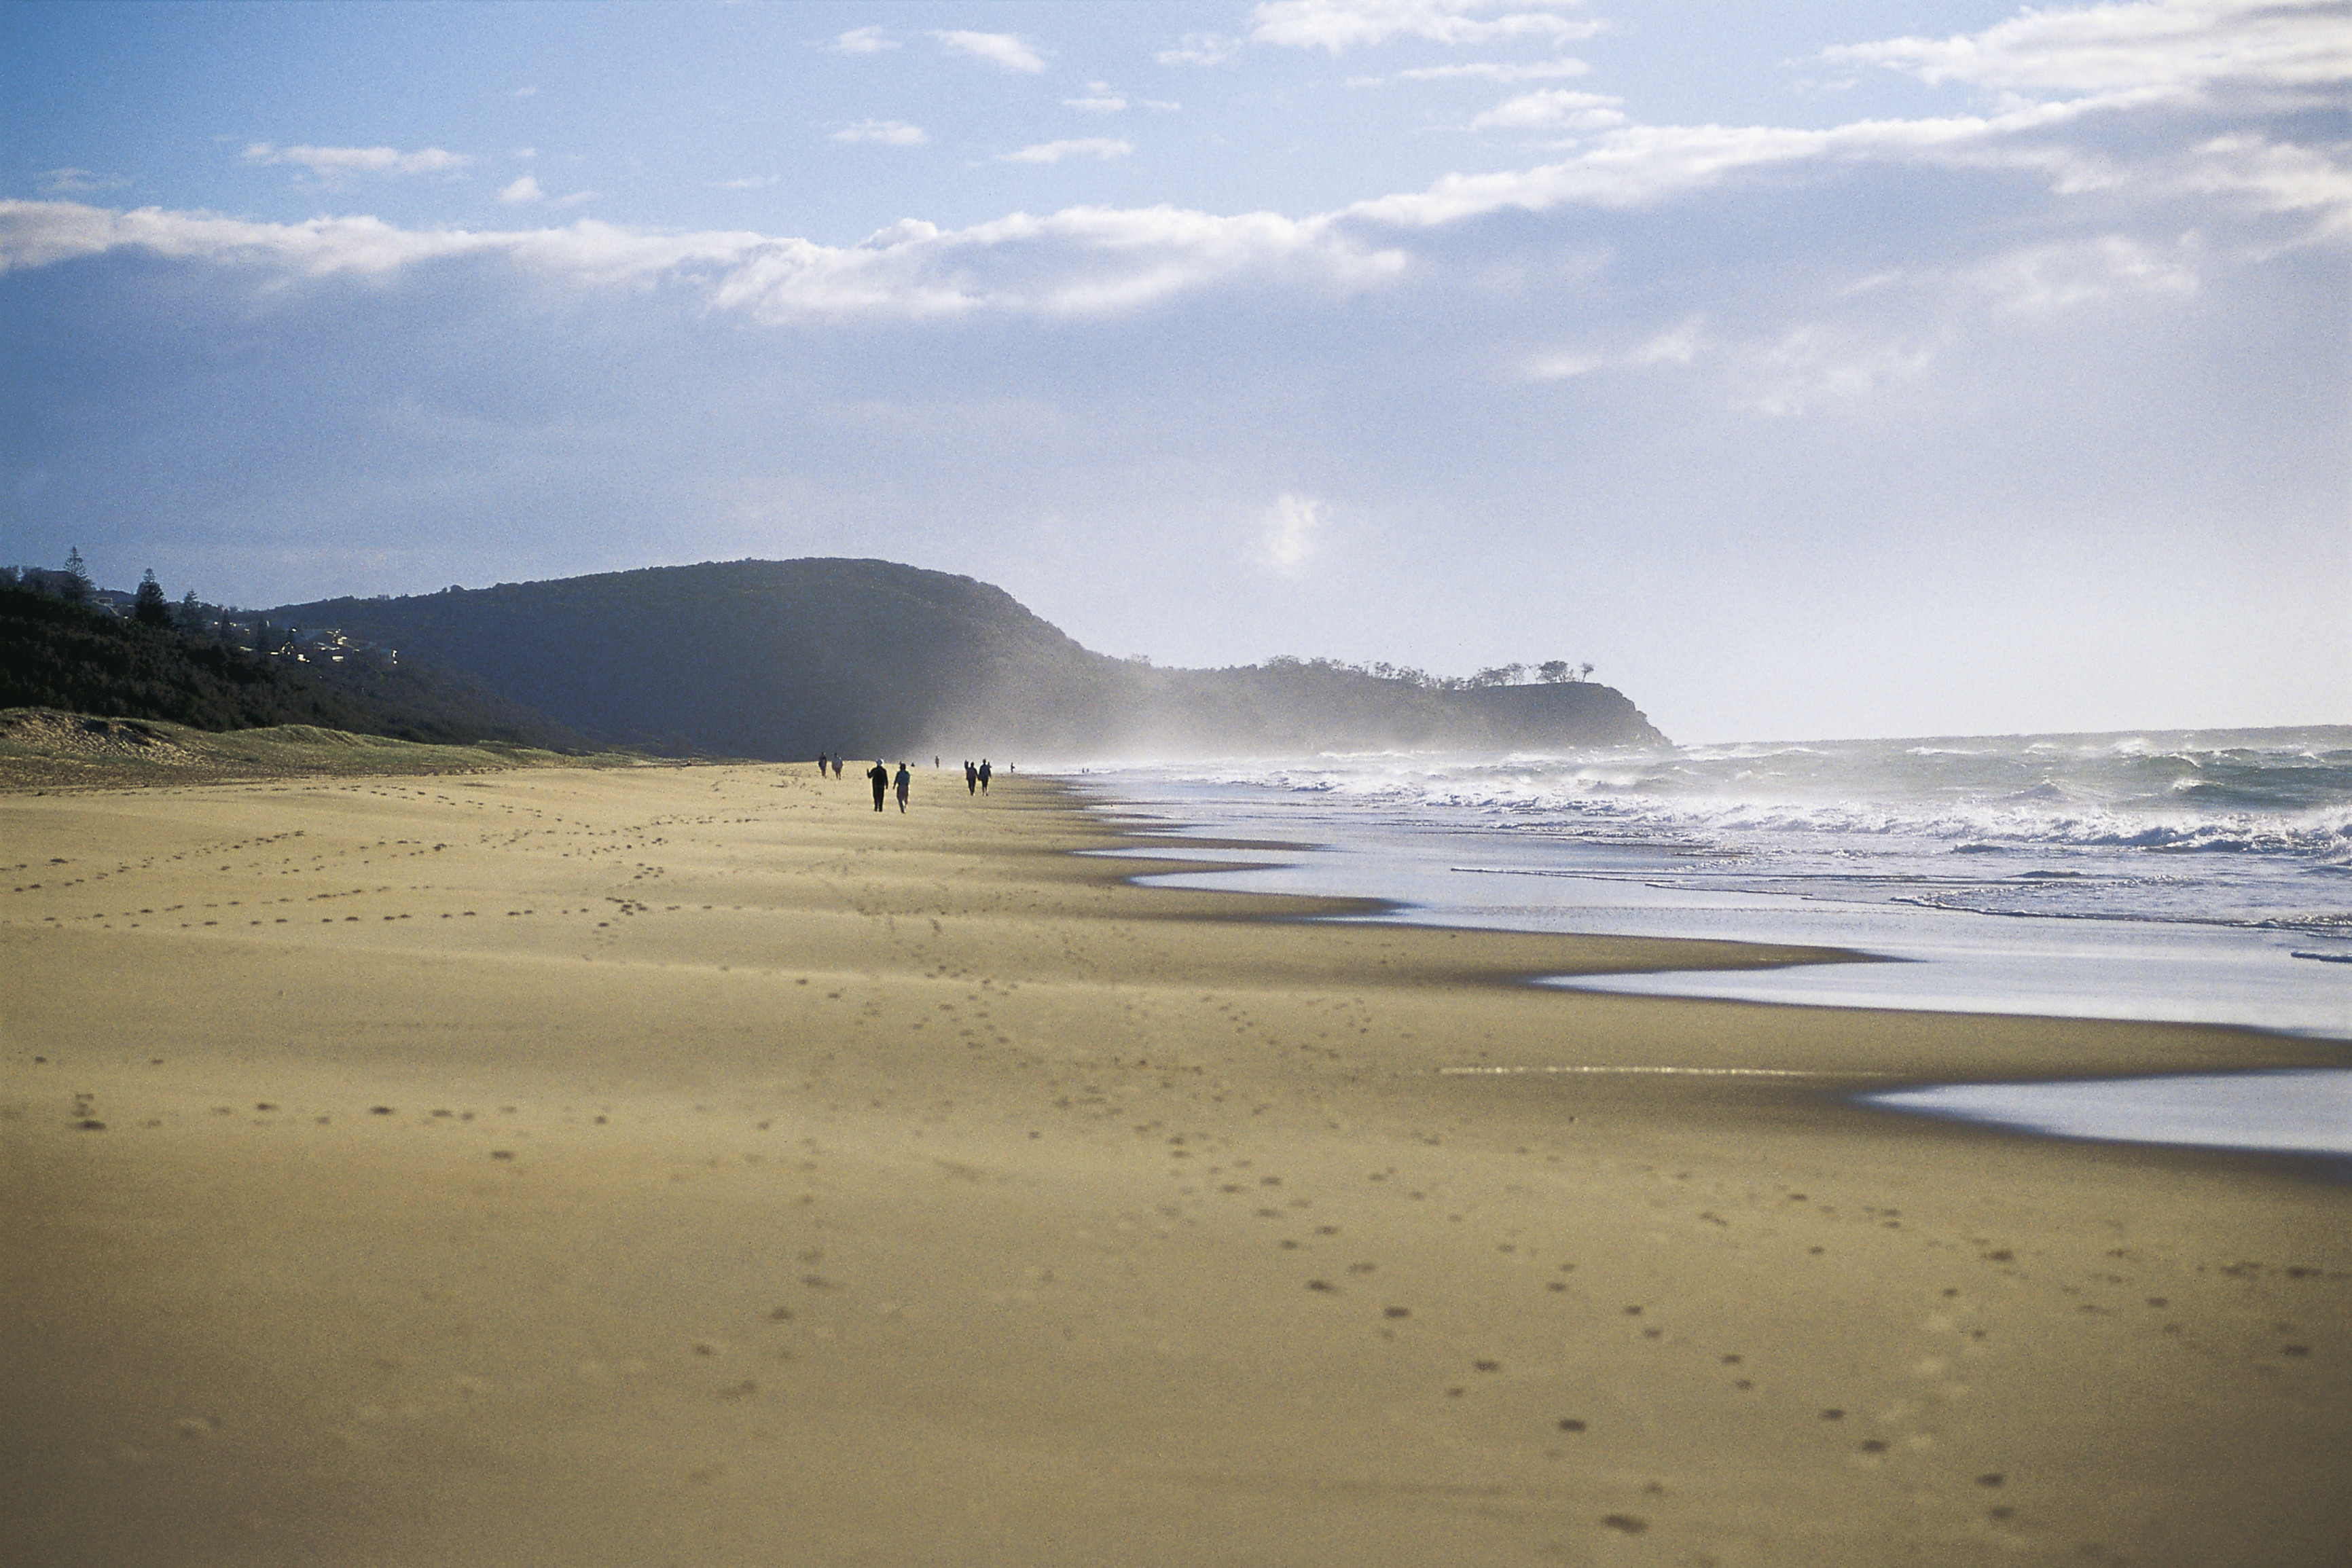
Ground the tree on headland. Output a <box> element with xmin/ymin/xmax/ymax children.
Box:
<box><xmin>134</xmin><ymin>569</ymin><xmax>171</xmax><ymax>627</ymax></box>
<box><xmin>177</xmin><ymin>590</ymin><xmax>204</xmax><ymax>634</ymax></box>
<box><xmin>60</xmin><ymin>548</ymin><xmax>92</xmax><ymax>606</ymax></box>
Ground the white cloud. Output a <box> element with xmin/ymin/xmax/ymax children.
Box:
<box><xmin>704</xmin><ymin>206</ymin><xmax>1405</xmax><ymax>320</ymax></box>
<box><xmin>512</xmin><ymin>85</ymin><xmax>538</xmax><ymax>98</ymax></box>
<box><xmin>37</xmin><ymin>168</ymin><xmax>130</xmax><ymax>196</ymax></box>
<box><xmin>500</xmin><ymin>173</ymin><xmax>597</xmax><ymax>208</ymax></box>
<box><xmin>1345</xmin><ymin>102</ymin><xmax>2114</xmax><ymax>225</ymax></box>
<box><xmin>1252</xmin><ymin>0</ymin><xmax>1597</xmax><ymax>53</ymax></box>
<box><xmin>1627</xmin><ymin>316</ymin><xmax>1707</xmax><ymax>366</ymax></box>
<box><xmin>11</xmin><ymin>1</ymin><xmax>2342</xmax><ymax>331</ymax></box>
<box><xmin>1156</xmin><ymin>32</ymin><xmax>1238</xmax><ymax>66</ymax></box>
<box><xmin>1827</xmin><ymin>0</ymin><xmax>2351</xmax><ymax>105</ymax></box>
<box><xmin>1530</xmin><ymin>315</ymin><xmax>1941</xmax><ymax>414</ymax></box>
<box><xmin>1064</xmin><ymin>81</ymin><xmax>1176</xmax><ymax>113</ymax></box>
<box><xmin>1740</xmin><ymin>326</ymin><xmax>1940</xmax><ymax>417</ymax></box>
<box><xmin>1357</xmin><ymin>57</ymin><xmax>1591</xmax><ymax>85</ymax></box>
<box><xmin>829</xmin><ymin>26</ymin><xmax>899</xmax><ymax>54</ymax></box>
<box><xmin>831</xmin><ymin>120</ymin><xmax>930</xmax><ymax>147</ymax></box>
<box><xmin>1252</xmin><ymin>493</ymin><xmax>1328</xmax><ymax>575</ymax></box>
<box><xmin>0</xmin><ymin>201</ymin><xmax>743</xmax><ymax>285</ymax></box>
<box><xmin>1466</xmin><ymin>89</ymin><xmax>1624</xmax><ymax>132</ymax></box>
<box><xmin>1970</xmin><ymin>234</ymin><xmax>2201</xmax><ymax>312</ymax></box>
<box><xmin>241</xmin><ymin>143</ymin><xmax>472</xmax><ymax>180</ymax></box>
<box><xmin>1000</xmin><ymin>139</ymin><xmax>1136</xmax><ymax>165</ymax></box>
<box><xmin>712</xmin><ymin>174</ymin><xmax>780</xmax><ymax>191</ymax></box>
<box><xmin>1525</xmin><ymin>317</ymin><xmax>1705</xmax><ymax>380</ymax></box>
<box><xmin>932</xmin><ymin>30</ymin><xmax>1047</xmax><ymax>73</ymax></box>
<box><xmin>514</xmin><ymin>147</ymin><xmax>538</xmax><ymax>161</ymax></box>
<box><xmin>2178</xmin><ymin>132</ymin><xmax>2352</xmax><ymax>236</ymax></box>
<box><xmin>1523</xmin><ymin>349</ymin><xmax>1602</xmax><ymax>380</ymax></box>
<box><xmin>0</xmin><ymin>197</ymin><xmax>1405</xmax><ymax>322</ymax></box>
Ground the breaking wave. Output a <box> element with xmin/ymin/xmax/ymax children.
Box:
<box><xmin>1104</xmin><ymin>725</ymin><xmax>2352</xmax><ymax>939</ymax></box>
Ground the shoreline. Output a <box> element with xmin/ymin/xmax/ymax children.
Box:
<box><xmin>1068</xmin><ymin>767</ymin><xmax>2352</xmax><ymax>1044</ymax></box>
<box><xmin>4</xmin><ymin>763</ymin><xmax>2346</xmax><ymax>1565</ymax></box>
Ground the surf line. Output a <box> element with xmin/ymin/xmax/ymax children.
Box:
<box><xmin>1435</xmin><ymin>1065</ymin><xmax>1903</xmax><ymax>1078</ymax></box>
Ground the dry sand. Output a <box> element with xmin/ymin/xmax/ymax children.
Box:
<box><xmin>2</xmin><ymin>761</ymin><xmax>2345</xmax><ymax>1567</ymax></box>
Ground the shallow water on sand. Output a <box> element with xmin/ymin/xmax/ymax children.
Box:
<box><xmin>1866</xmin><ymin>1072</ymin><xmax>2352</xmax><ymax>1159</ymax></box>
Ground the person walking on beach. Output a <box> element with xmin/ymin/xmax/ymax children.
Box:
<box><xmin>893</xmin><ymin>762</ymin><xmax>911</xmax><ymax>813</ymax></box>
<box><xmin>831</xmin><ymin>754</ymin><xmax>844</xmax><ymax>780</ymax></box>
<box><xmin>977</xmin><ymin>759</ymin><xmax>992</xmax><ymax>793</ymax></box>
<box><xmin>867</xmin><ymin>760</ymin><xmax>889</xmax><ymax>812</ymax></box>
<box><xmin>816</xmin><ymin>751</ymin><xmax>827</xmax><ymax>776</ymax></box>
<box><xmin>964</xmin><ymin>760</ymin><xmax>979</xmax><ymax>795</ymax></box>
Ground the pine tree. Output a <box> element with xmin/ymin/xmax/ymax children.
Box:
<box><xmin>177</xmin><ymin>589</ymin><xmax>204</xmax><ymax>633</ymax></box>
<box><xmin>134</xmin><ymin>568</ymin><xmax>171</xmax><ymax>627</ymax></box>
<box><xmin>60</xmin><ymin>547</ymin><xmax>91</xmax><ymax>606</ymax></box>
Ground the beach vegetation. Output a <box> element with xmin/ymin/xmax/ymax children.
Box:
<box><xmin>0</xmin><ymin>573</ymin><xmax>585</xmax><ymax>748</ymax></box>
<box><xmin>132</xmin><ymin>570</ymin><xmax>171</xmax><ymax>627</ymax></box>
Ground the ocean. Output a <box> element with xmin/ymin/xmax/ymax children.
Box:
<box><xmin>1067</xmin><ymin>725</ymin><xmax>2352</xmax><ymax>1158</ymax></box>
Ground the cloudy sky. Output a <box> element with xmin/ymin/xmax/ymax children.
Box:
<box><xmin>3</xmin><ymin>0</ymin><xmax>2345</xmax><ymax>742</ymax></box>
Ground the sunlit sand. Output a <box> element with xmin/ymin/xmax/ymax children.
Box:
<box><xmin>4</xmin><ymin>761</ymin><xmax>2345</xmax><ymax>1566</ymax></box>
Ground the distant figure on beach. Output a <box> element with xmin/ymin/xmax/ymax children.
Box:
<box><xmin>867</xmin><ymin>760</ymin><xmax>888</xmax><ymax>812</ymax></box>
<box><xmin>977</xmin><ymin>759</ymin><xmax>992</xmax><ymax>793</ymax></box>
<box><xmin>832</xmin><ymin>754</ymin><xmax>844</xmax><ymax>780</ymax></box>
<box><xmin>964</xmin><ymin>761</ymin><xmax>978</xmax><ymax>795</ymax></box>
<box><xmin>816</xmin><ymin>751</ymin><xmax>827</xmax><ymax>776</ymax></box>
<box><xmin>894</xmin><ymin>763</ymin><xmax>911</xmax><ymax>812</ymax></box>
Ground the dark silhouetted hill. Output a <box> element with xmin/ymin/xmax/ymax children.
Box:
<box><xmin>0</xmin><ymin>584</ymin><xmax>586</xmax><ymax>748</ymax></box>
<box><xmin>273</xmin><ymin>558</ymin><xmax>1667</xmax><ymax>759</ymax></box>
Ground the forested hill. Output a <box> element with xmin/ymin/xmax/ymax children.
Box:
<box><xmin>273</xmin><ymin>558</ymin><xmax>1668</xmax><ymax>760</ymax></box>
<box><xmin>0</xmin><ymin>583</ymin><xmax>584</xmax><ymax>748</ymax></box>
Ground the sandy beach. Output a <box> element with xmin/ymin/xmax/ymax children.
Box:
<box><xmin>3</xmin><ymin>759</ymin><xmax>2345</xmax><ymax>1567</ymax></box>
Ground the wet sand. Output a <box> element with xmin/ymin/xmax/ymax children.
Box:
<box><xmin>3</xmin><ymin>763</ymin><xmax>2345</xmax><ymax>1567</ymax></box>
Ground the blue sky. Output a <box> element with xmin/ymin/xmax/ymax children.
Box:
<box><xmin>3</xmin><ymin>0</ymin><xmax>2346</xmax><ymax>742</ymax></box>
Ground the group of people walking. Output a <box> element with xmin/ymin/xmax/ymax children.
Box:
<box><xmin>810</xmin><ymin>752</ymin><xmax>998</xmax><ymax>814</ymax></box>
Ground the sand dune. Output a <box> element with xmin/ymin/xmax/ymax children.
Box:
<box><xmin>3</xmin><ymin>763</ymin><xmax>2345</xmax><ymax>1567</ymax></box>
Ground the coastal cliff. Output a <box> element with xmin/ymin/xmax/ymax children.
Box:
<box><xmin>271</xmin><ymin>558</ymin><xmax>1668</xmax><ymax>760</ymax></box>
